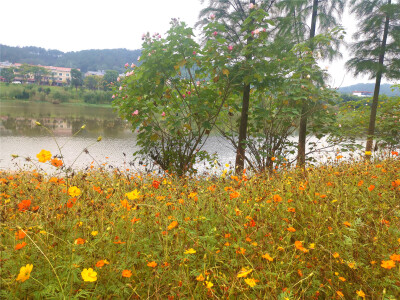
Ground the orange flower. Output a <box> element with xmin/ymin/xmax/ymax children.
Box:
<box><xmin>152</xmin><ymin>180</ymin><xmax>160</xmax><ymax>189</ymax></box>
<box><xmin>332</xmin><ymin>252</ymin><xmax>340</xmax><ymax>258</ymax></box>
<box><xmin>392</xmin><ymin>179</ymin><xmax>400</xmax><ymax>187</ymax></box>
<box><xmin>18</xmin><ymin>200</ymin><xmax>31</xmax><ymax>212</ymax></box>
<box><xmin>391</xmin><ymin>151</ymin><xmax>398</xmax><ymax>156</ymax></box>
<box><xmin>229</xmin><ymin>191</ymin><xmax>240</xmax><ymax>199</ymax></box>
<box><xmin>167</xmin><ymin>221</ymin><xmax>178</xmax><ymax>230</ymax></box>
<box><xmin>368</xmin><ymin>185</ymin><xmax>375</xmax><ymax>192</ymax></box>
<box><xmin>122</xmin><ymin>270</ymin><xmax>132</xmax><ymax>277</ymax></box>
<box><xmin>147</xmin><ymin>261</ymin><xmax>157</xmax><ymax>268</ymax></box>
<box><xmin>96</xmin><ymin>259</ymin><xmax>109</xmax><ymax>268</ymax></box>
<box><xmin>389</xmin><ymin>254</ymin><xmax>400</xmax><ymax>262</ymax></box>
<box><xmin>74</xmin><ymin>238</ymin><xmax>86</xmax><ymax>245</ymax></box>
<box><xmin>343</xmin><ymin>221</ymin><xmax>351</xmax><ymax>227</ymax></box>
<box><xmin>15</xmin><ymin>242</ymin><xmax>27</xmax><ymax>250</ymax></box>
<box><xmin>336</xmin><ymin>291</ymin><xmax>344</xmax><ymax>298</ymax></box>
<box><xmin>357</xmin><ymin>180</ymin><xmax>363</xmax><ymax>186</ymax></box>
<box><xmin>381</xmin><ymin>260</ymin><xmax>396</xmax><ymax>269</ymax></box>
<box><xmin>294</xmin><ymin>241</ymin><xmax>309</xmax><ymax>253</ymax></box>
<box><xmin>16</xmin><ymin>230</ymin><xmax>26</xmax><ymax>240</ymax></box>
<box><xmin>262</xmin><ymin>253</ymin><xmax>274</xmax><ymax>261</ymax></box>
<box><xmin>51</xmin><ymin>158</ymin><xmax>63</xmax><ymax>168</ymax></box>
<box><xmin>287</xmin><ymin>207</ymin><xmax>295</xmax><ymax>213</ymax></box>
<box><xmin>273</xmin><ymin>194</ymin><xmax>282</xmax><ymax>203</ymax></box>
<box><xmin>287</xmin><ymin>227</ymin><xmax>296</xmax><ymax>232</ymax></box>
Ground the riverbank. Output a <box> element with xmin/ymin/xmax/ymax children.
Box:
<box><xmin>0</xmin><ymin>83</ymin><xmax>113</xmax><ymax>106</ymax></box>
<box><xmin>1</xmin><ymin>156</ymin><xmax>399</xmax><ymax>299</ymax></box>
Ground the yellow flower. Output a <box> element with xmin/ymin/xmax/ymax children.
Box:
<box><xmin>204</xmin><ymin>281</ymin><xmax>213</xmax><ymax>289</ymax></box>
<box><xmin>91</xmin><ymin>231</ymin><xmax>98</xmax><ymax>236</ymax></box>
<box><xmin>68</xmin><ymin>186</ymin><xmax>81</xmax><ymax>197</ymax></box>
<box><xmin>262</xmin><ymin>253</ymin><xmax>274</xmax><ymax>261</ymax></box>
<box><xmin>365</xmin><ymin>151</ymin><xmax>372</xmax><ymax>156</ymax></box>
<box><xmin>81</xmin><ymin>268</ymin><xmax>97</xmax><ymax>282</ymax></box>
<box><xmin>36</xmin><ymin>149</ymin><xmax>52</xmax><ymax>163</ymax></box>
<box><xmin>244</xmin><ymin>278</ymin><xmax>257</xmax><ymax>287</ymax></box>
<box><xmin>237</xmin><ymin>267</ymin><xmax>253</xmax><ymax>278</ymax></box>
<box><xmin>356</xmin><ymin>290</ymin><xmax>366</xmax><ymax>298</ymax></box>
<box><xmin>126</xmin><ymin>189</ymin><xmax>140</xmax><ymax>200</ymax></box>
<box><xmin>184</xmin><ymin>248</ymin><xmax>196</xmax><ymax>254</ymax></box>
<box><xmin>16</xmin><ymin>264</ymin><xmax>33</xmax><ymax>282</ymax></box>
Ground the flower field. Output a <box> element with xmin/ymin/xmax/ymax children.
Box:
<box><xmin>1</xmin><ymin>153</ymin><xmax>400</xmax><ymax>299</ymax></box>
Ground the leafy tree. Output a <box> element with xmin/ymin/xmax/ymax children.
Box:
<box><xmin>71</xmin><ymin>69</ymin><xmax>83</xmax><ymax>90</ymax></box>
<box><xmin>30</xmin><ymin>66</ymin><xmax>50</xmax><ymax>84</ymax></box>
<box><xmin>113</xmin><ymin>21</ymin><xmax>231</xmax><ymax>175</ymax></box>
<box><xmin>84</xmin><ymin>75</ymin><xmax>103</xmax><ymax>90</ymax></box>
<box><xmin>346</xmin><ymin>0</ymin><xmax>400</xmax><ymax>156</ymax></box>
<box><xmin>103</xmin><ymin>70</ymin><xmax>119</xmax><ymax>90</ymax></box>
<box><xmin>0</xmin><ymin>68</ymin><xmax>15</xmax><ymax>83</ymax></box>
<box><xmin>275</xmin><ymin>0</ymin><xmax>347</xmax><ymax>166</ymax></box>
<box><xmin>197</xmin><ymin>0</ymin><xmax>281</xmax><ymax>174</ymax></box>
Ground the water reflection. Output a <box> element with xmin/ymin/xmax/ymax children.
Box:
<box><xmin>0</xmin><ymin>100</ymin><xmax>132</xmax><ymax>138</ymax></box>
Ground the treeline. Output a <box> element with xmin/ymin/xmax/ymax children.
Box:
<box><xmin>0</xmin><ymin>45</ymin><xmax>141</xmax><ymax>73</ymax></box>
<box><xmin>0</xmin><ymin>83</ymin><xmax>113</xmax><ymax>105</ymax></box>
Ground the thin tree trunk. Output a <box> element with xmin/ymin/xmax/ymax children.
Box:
<box><xmin>365</xmin><ymin>1</ymin><xmax>390</xmax><ymax>159</ymax></box>
<box><xmin>297</xmin><ymin>0</ymin><xmax>318</xmax><ymax>167</ymax></box>
<box><xmin>235</xmin><ymin>0</ymin><xmax>255</xmax><ymax>175</ymax></box>
<box><xmin>235</xmin><ymin>83</ymin><xmax>251</xmax><ymax>174</ymax></box>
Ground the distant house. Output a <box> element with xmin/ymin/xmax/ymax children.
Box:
<box><xmin>352</xmin><ymin>91</ymin><xmax>373</xmax><ymax>97</ymax></box>
<box><xmin>85</xmin><ymin>70</ymin><xmax>105</xmax><ymax>77</ymax></box>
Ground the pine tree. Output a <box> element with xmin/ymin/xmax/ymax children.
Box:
<box><xmin>346</xmin><ymin>0</ymin><xmax>400</xmax><ymax>156</ymax></box>
<box><xmin>274</xmin><ymin>0</ymin><xmax>346</xmax><ymax>166</ymax></box>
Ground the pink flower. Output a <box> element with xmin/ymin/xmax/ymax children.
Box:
<box><xmin>119</xmin><ymin>86</ymin><xmax>122</xmax><ymax>91</ymax></box>
<box><xmin>213</xmin><ymin>31</ymin><xmax>218</xmax><ymax>36</ymax></box>
<box><xmin>117</xmin><ymin>77</ymin><xmax>120</xmax><ymax>82</ymax></box>
<box><xmin>193</xmin><ymin>51</ymin><xmax>196</xmax><ymax>55</ymax></box>
<box><xmin>124</xmin><ymin>63</ymin><xmax>129</xmax><ymax>68</ymax></box>
<box><xmin>210</xmin><ymin>14</ymin><xmax>215</xmax><ymax>20</ymax></box>
<box><xmin>137</xmin><ymin>56</ymin><xmax>141</xmax><ymax>61</ymax></box>
<box><xmin>187</xmin><ymin>91</ymin><xmax>191</xmax><ymax>95</ymax></box>
<box><xmin>161</xmin><ymin>112</ymin><xmax>166</xmax><ymax>117</ymax></box>
<box><xmin>112</xmin><ymin>95</ymin><xmax>115</xmax><ymax>99</ymax></box>
<box><xmin>249</xmin><ymin>3</ymin><xmax>255</xmax><ymax>9</ymax></box>
<box><xmin>182</xmin><ymin>94</ymin><xmax>186</xmax><ymax>98</ymax></box>
<box><xmin>132</xmin><ymin>110</ymin><xmax>139</xmax><ymax>116</ymax></box>
<box><xmin>131</xmin><ymin>63</ymin><xmax>136</xmax><ymax>68</ymax></box>
<box><xmin>228</xmin><ymin>45</ymin><xmax>233</xmax><ymax>51</ymax></box>
<box><xmin>196</xmin><ymin>81</ymin><xmax>201</xmax><ymax>86</ymax></box>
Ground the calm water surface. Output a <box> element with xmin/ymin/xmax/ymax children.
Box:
<box><xmin>0</xmin><ymin>100</ymin><xmax>236</xmax><ymax>172</ymax></box>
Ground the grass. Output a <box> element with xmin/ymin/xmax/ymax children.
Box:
<box><xmin>1</xmin><ymin>151</ymin><xmax>400</xmax><ymax>299</ymax></box>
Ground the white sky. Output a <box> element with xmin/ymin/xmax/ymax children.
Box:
<box><xmin>0</xmin><ymin>0</ymin><xmax>395</xmax><ymax>87</ymax></box>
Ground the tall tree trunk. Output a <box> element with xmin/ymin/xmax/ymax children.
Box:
<box><xmin>365</xmin><ymin>1</ymin><xmax>390</xmax><ymax>159</ymax></box>
<box><xmin>297</xmin><ymin>0</ymin><xmax>319</xmax><ymax>167</ymax></box>
<box><xmin>235</xmin><ymin>0</ymin><xmax>255</xmax><ymax>175</ymax></box>
<box><xmin>235</xmin><ymin>83</ymin><xmax>251</xmax><ymax>174</ymax></box>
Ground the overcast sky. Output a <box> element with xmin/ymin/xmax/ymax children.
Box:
<box><xmin>0</xmin><ymin>0</ymin><xmax>394</xmax><ymax>87</ymax></box>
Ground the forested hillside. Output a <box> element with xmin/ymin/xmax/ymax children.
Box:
<box><xmin>0</xmin><ymin>45</ymin><xmax>141</xmax><ymax>73</ymax></box>
<box><xmin>338</xmin><ymin>83</ymin><xmax>399</xmax><ymax>96</ymax></box>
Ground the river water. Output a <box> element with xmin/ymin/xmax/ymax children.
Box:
<box><xmin>1</xmin><ymin>100</ymin><xmax>348</xmax><ymax>174</ymax></box>
<box><xmin>0</xmin><ymin>100</ymin><xmax>238</xmax><ymax>173</ymax></box>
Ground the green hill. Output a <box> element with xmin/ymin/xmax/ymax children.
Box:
<box><xmin>0</xmin><ymin>44</ymin><xmax>141</xmax><ymax>73</ymax></box>
<box><xmin>338</xmin><ymin>83</ymin><xmax>399</xmax><ymax>97</ymax></box>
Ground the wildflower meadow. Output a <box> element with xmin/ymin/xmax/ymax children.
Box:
<box><xmin>1</xmin><ymin>147</ymin><xmax>399</xmax><ymax>299</ymax></box>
